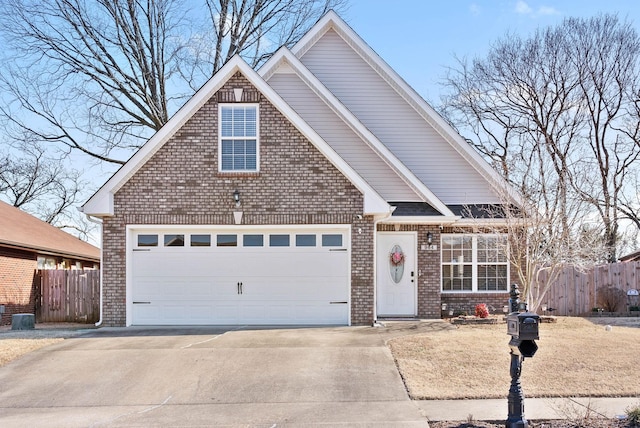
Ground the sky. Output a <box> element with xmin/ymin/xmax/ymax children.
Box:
<box><xmin>342</xmin><ymin>0</ymin><xmax>640</xmax><ymax>104</ymax></box>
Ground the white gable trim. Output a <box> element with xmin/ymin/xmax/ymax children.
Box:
<box><xmin>261</xmin><ymin>49</ymin><xmax>455</xmax><ymax>217</ymax></box>
<box><xmin>291</xmin><ymin>11</ymin><xmax>523</xmax><ymax>207</ymax></box>
<box><xmin>82</xmin><ymin>55</ymin><xmax>390</xmax><ymax>216</ymax></box>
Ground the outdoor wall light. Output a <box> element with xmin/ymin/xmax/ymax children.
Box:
<box><xmin>233</xmin><ymin>189</ymin><xmax>241</xmax><ymax>207</ymax></box>
<box><xmin>427</xmin><ymin>232</ymin><xmax>433</xmax><ymax>245</ymax></box>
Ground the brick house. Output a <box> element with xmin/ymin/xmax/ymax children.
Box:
<box><xmin>81</xmin><ymin>11</ymin><xmax>522</xmax><ymax>327</ymax></box>
<box><xmin>0</xmin><ymin>201</ymin><xmax>100</xmax><ymax>325</ymax></box>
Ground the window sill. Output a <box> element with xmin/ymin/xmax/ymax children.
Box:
<box><xmin>217</xmin><ymin>171</ymin><xmax>260</xmax><ymax>177</ymax></box>
<box><xmin>441</xmin><ymin>290</ymin><xmax>509</xmax><ymax>294</ymax></box>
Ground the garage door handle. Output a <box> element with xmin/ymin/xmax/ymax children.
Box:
<box><xmin>329</xmin><ymin>248</ymin><xmax>347</xmax><ymax>252</ymax></box>
<box><xmin>237</xmin><ymin>282</ymin><xmax>243</xmax><ymax>294</ymax></box>
<box><xmin>330</xmin><ymin>301</ymin><xmax>348</xmax><ymax>304</ymax></box>
<box><xmin>133</xmin><ymin>301</ymin><xmax>151</xmax><ymax>304</ymax></box>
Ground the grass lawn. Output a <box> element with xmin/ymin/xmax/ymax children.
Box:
<box><xmin>0</xmin><ymin>338</ymin><xmax>63</xmax><ymax>367</ymax></box>
<box><xmin>388</xmin><ymin>317</ymin><xmax>640</xmax><ymax>400</ymax></box>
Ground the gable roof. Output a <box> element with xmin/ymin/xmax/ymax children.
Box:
<box><xmin>0</xmin><ymin>200</ymin><xmax>100</xmax><ymax>261</ymax></box>
<box><xmin>260</xmin><ymin>48</ymin><xmax>457</xmax><ymax>219</ymax></box>
<box><xmin>81</xmin><ymin>55</ymin><xmax>391</xmax><ymax>217</ymax></box>
<box><xmin>289</xmin><ymin>10</ymin><xmax>522</xmax><ymax>207</ymax></box>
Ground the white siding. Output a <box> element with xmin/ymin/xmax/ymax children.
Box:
<box><xmin>299</xmin><ymin>29</ymin><xmax>500</xmax><ymax>204</ymax></box>
<box><xmin>268</xmin><ymin>70</ymin><xmax>421</xmax><ymax>202</ymax></box>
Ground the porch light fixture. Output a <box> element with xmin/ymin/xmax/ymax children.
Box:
<box><xmin>233</xmin><ymin>189</ymin><xmax>241</xmax><ymax>207</ymax></box>
<box><xmin>427</xmin><ymin>232</ymin><xmax>433</xmax><ymax>246</ymax></box>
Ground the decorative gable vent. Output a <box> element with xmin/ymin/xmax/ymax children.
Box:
<box><xmin>217</xmin><ymin>88</ymin><xmax>260</xmax><ymax>103</ymax></box>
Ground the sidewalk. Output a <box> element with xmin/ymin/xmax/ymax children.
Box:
<box><xmin>416</xmin><ymin>396</ymin><xmax>639</xmax><ymax>421</ymax></box>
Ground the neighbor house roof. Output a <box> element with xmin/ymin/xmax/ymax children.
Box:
<box><xmin>619</xmin><ymin>250</ymin><xmax>640</xmax><ymax>262</ymax></box>
<box><xmin>0</xmin><ymin>200</ymin><xmax>100</xmax><ymax>261</ymax></box>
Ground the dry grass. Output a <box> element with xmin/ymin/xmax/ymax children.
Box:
<box><xmin>389</xmin><ymin>317</ymin><xmax>640</xmax><ymax>400</ymax></box>
<box><xmin>0</xmin><ymin>338</ymin><xmax>64</xmax><ymax>367</ymax></box>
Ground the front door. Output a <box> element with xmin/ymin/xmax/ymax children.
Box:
<box><xmin>376</xmin><ymin>232</ymin><xmax>417</xmax><ymax>316</ymax></box>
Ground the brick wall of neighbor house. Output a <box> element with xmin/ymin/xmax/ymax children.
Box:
<box><xmin>102</xmin><ymin>72</ymin><xmax>370</xmax><ymax>326</ymax></box>
<box><xmin>377</xmin><ymin>224</ymin><xmax>442</xmax><ymax>319</ymax></box>
<box><xmin>0</xmin><ymin>248</ymin><xmax>37</xmax><ymax>325</ymax></box>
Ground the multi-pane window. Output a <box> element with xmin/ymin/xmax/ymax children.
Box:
<box><xmin>441</xmin><ymin>234</ymin><xmax>508</xmax><ymax>292</ymax></box>
<box><xmin>219</xmin><ymin>105</ymin><xmax>258</xmax><ymax>171</ymax></box>
<box><xmin>477</xmin><ymin>236</ymin><xmax>508</xmax><ymax>291</ymax></box>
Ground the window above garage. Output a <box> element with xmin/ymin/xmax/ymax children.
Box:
<box><xmin>219</xmin><ymin>104</ymin><xmax>259</xmax><ymax>172</ymax></box>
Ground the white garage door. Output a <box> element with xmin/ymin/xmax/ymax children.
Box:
<box><xmin>128</xmin><ymin>227</ymin><xmax>350</xmax><ymax>325</ymax></box>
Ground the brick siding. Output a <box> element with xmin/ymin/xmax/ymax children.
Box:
<box><xmin>376</xmin><ymin>224</ymin><xmax>442</xmax><ymax>319</ymax></box>
<box><xmin>102</xmin><ymin>72</ymin><xmax>372</xmax><ymax>326</ymax></box>
<box><xmin>375</xmin><ymin>225</ymin><xmax>515</xmax><ymax>319</ymax></box>
<box><xmin>0</xmin><ymin>248</ymin><xmax>37</xmax><ymax>325</ymax></box>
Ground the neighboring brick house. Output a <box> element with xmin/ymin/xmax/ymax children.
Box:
<box><xmin>0</xmin><ymin>201</ymin><xmax>100</xmax><ymax>325</ymax></box>
<box><xmin>82</xmin><ymin>11</ymin><xmax>522</xmax><ymax>327</ymax></box>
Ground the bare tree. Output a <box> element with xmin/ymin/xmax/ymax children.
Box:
<box><xmin>565</xmin><ymin>15</ymin><xmax>640</xmax><ymax>262</ymax></box>
<box><xmin>205</xmin><ymin>0</ymin><xmax>339</xmax><ymax>72</ymax></box>
<box><xmin>0</xmin><ymin>0</ymin><xmax>343</xmax><ymax>239</ymax></box>
<box><xmin>468</xmin><ymin>178</ymin><xmax>607</xmax><ymax>312</ymax></box>
<box><xmin>0</xmin><ymin>143</ymin><xmax>82</xmax><ymax>224</ymax></box>
<box><xmin>0</xmin><ymin>0</ymin><xmax>345</xmax><ymax>165</ymax></box>
<box><xmin>442</xmin><ymin>14</ymin><xmax>640</xmax><ymax>263</ymax></box>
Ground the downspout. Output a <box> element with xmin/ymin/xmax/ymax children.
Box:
<box><xmin>83</xmin><ymin>213</ymin><xmax>104</xmax><ymax>327</ymax></box>
<box><xmin>372</xmin><ymin>209</ymin><xmax>394</xmax><ymax>326</ymax></box>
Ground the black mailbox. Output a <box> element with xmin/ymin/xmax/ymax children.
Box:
<box><xmin>507</xmin><ymin>311</ymin><xmax>540</xmax><ymax>340</ymax></box>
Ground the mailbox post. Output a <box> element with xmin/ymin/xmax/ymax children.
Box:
<box><xmin>506</xmin><ymin>284</ymin><xmax>540</xmax><ymax>428</ymax></box>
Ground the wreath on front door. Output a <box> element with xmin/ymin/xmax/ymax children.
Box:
<box><xmin>390</xmin><ymin>247</ymin><xmax>405</xmax><ymax>266</ymax></box>
<box><xmin>389</xmin><ymin>245</ymin><xmax>405</xmax><ymax>284</ymax></box>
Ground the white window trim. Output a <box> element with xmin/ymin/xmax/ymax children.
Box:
<box><xmin>218</xmin><ymin>103</ymin><xmax>260</xmax><ymax>172</ymax></box>
<box><xmin>441</xmin><ymin>233</ymin><xmax>509</xmax><ymax>293</ymax></box>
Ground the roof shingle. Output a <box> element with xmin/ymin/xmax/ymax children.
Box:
<box><xmin>0</xmin><ymin>200</ymin><xmax>99</xmax><ymax>261</ymax></box>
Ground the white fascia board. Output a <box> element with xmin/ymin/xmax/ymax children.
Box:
<box><xmin>82</xmin><ymin>57</ymin><xmax>246</xmax><ymax>216</ymax></box>
<box><xmin>244</xmin><ymin>57</ymin><xmax>390</xmax><ymax>215</ymax></box>
<box><xmin>260</xmin><ymin>49</ymin><xmax>454</xmax><ymax>217</ymax></box>
<box><xmin>382</xmin><ymin>216</ymin><xmax>461</xmax><ymax>225</ymax></box>
<box><xmin>81</xmin><ymin>191</ymin><xmax>113</xmax><ymax>217</ymax></box>
<box><xmin>83</xmin><ymin>54</ymin><xmax>390</xmax><ymax>217</ymax></box>
<box><xmin>452</xmin><ymin>218</ymin><xmax>513</xmax><ymax>228</ymax></box>
<box><xmin>290</xmin><ymin>11</ymin><xmax>524</xmax><ymax>209</ymax></box>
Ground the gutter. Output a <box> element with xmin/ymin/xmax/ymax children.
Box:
<box><xmin>82</xmin><ymin>212</ymin><xmax>104</xmax><ymax>327</ymax></box>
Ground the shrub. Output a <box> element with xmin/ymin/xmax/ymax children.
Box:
<box><xmin>475</xmin><ymin>303</ymin><xmax>489</xmax><ymax>318</ymax></box>
<box><xmin>596</xmin><ymin>286</ymin><xmax>627</xmax><ymax>312</ymax></box>
<box><xmin>626</xmin><ymin>403</ymin><xmax>640</xmax><ymax>426</ymax></box>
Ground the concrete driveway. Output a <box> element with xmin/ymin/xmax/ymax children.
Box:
<box><xmin>0</xmin><ymin>323</ymin><xmax>446</xmax><ymax>427</ymax></box>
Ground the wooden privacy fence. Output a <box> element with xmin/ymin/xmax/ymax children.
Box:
<box><xmin>35</xmin><ymin>269</ymin><xmax>100</xmax><ymax>323</ymax></box>
<box><xmin>539</xmin><ymin>261</ymin><xmax>640</xmax><ymax>316</ymax></box>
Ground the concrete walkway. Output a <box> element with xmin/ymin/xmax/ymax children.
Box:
<box><xmin>416</xmin><ymin>396</ymin><xmax>639</xmax><ymax>422</ymax></box>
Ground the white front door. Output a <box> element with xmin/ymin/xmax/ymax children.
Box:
<box><xmin>376</xmin><ymin>232</ymin><xmax>417</xmax><ymax>316</ymax></box>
